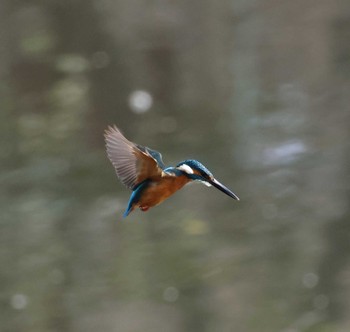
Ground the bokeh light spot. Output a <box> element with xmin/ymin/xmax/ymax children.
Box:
<box><xmin>11</xmin><ymin>294</ymin><xmax>28</xmax><ymax>310</ymax></box>
<box><xmin>128</xmin><ymin>90</ymin><xmax>153</xmax><ymax>114</ymax></box>
<box><xmin>302</xmin><ymin>272</ymin><xmax>319</xmax><ymax>288</ymax></box>
<box><xmin>163</xmin><ymin>286</ymin><xmax>179</xmax><ymax>303</ymax></box>
<box><xmin>182</xmin><ymin>219</ymin><xmax>209</xmax><ymax>236</ymax></box>
<box><xmin>56</xmin><ymin>54</ymin><xmax>89</xmax><ymax>73</ymax></box>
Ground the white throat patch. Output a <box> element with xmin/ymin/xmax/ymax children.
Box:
<box><xmin>177</xmin><ymin>164</ymin><xmax>194</xmax><ymax>174</ymax></box>
<box><xmin>200</xmin><ymin>180</ymin><xmax>212</xmax><ymax>187</ymax></box>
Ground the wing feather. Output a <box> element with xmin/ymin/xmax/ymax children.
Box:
<box><xmin>104</xmin><ymin>125</ymin><xmax>166</xmax><ymax>190</ymax></box>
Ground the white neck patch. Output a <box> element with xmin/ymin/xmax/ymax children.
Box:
<box><xmin>177</xmin><ymin>164</ymin><xmax>194</xmax><ymax>174</ymax></box>
<box><xmin>199</xmin><ymin>180</ymin><xmax>212</xmax><ymax>187</ymax></box>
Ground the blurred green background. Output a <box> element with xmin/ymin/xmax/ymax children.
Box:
<box><xmin>1</xmin><ymin>1</ymin><xmax>350</xmax><ymax>331</ymax></box>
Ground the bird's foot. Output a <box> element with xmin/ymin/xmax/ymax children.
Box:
<box><xmin>140</xmin><ymin>205</ymin><xmax>149</xmax><ymax>212</ymax></box>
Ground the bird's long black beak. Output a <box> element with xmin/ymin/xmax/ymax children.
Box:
<box><xmin>209</xmin><ymin>178</ymin><xmax>240</xmax><ymax>200</ymax></box>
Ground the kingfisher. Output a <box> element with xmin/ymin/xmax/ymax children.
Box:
<box><xmin>105</xmin><ymin>125</ymin><xmax>239</xmax><ymax>217</ymax></box>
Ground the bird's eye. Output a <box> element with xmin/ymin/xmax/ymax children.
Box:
<box><xmin>201</xmin><ymin>172</ymin><xmax>211</xmax><ymax>179</ymax></box>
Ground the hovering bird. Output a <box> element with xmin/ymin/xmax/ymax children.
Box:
<box><xmin>105</xmin><ymin>125</ymin><xmax>239</xmax><ymax>217</ymax></box>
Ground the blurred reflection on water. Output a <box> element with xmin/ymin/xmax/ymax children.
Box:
<box><xmin>1</xmin><ymin>1</ymin><xmax>350</xmax><ymax>331</ymax></box>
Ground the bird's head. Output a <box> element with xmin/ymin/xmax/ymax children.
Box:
<box><xmin>176</xmin><ymin>160</ymin><xmax>239</xmax><ymax>200</ymax></box>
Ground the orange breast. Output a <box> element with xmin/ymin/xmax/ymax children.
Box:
<box><xmin>137</xmin><ymin>175</ymin><xmax>190</xmax><ymax>208</ymax></box>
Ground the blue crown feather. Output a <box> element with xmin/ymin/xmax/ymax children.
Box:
<box><xmin>176</xmin><ymin>159</ymin><xmax>213</xmax><ymax>177</ymax></box>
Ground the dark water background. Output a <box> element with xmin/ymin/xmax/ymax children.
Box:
<box><xmin>1</xmin><ymin>1</ymin><xmax>350</xmax><ymax>331</ymax></box>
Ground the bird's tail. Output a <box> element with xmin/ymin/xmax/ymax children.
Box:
<box><xmin>123</xmin><ymin>204</ymin><xmax>133</xmax><ymax>218</ymax></box>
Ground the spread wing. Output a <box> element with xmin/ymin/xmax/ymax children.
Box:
<box><xmin>104</xmin><ymin>125</ymin><xmax>166</xmax><ymax>190</ymax></box>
